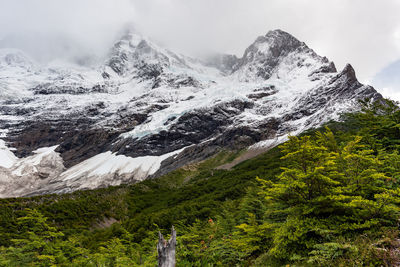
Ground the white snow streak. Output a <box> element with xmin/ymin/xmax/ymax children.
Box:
<box><xmin>61</xmin><ymin>147</ymin><xmax>186</xmax><ymax>181</ymax></box>
<box><xmin>0</xmin><ymin>139</ymin><xmax>17</xmax><ymax>168</ymax></box>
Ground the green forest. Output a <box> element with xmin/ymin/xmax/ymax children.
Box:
<box><xmin>1</xmin><ymin>99</ymin><xmax>400</xmax><ymax>266</ymax></box>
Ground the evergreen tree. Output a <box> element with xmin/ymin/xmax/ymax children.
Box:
<box><xmin>257</xmin><ymin>129</ymin><xmax>400</xmax><ymax>264</ymax></box>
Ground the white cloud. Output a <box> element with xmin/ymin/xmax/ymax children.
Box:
<box><xmin>0</xmin><ymin>0</ymin><xmax>400</xmax><ymax>84</ymax></box>
<box><xmin>378</xmin><ymin>87</ymin><xmax>400</xmax><ymax>102</ymax></box>
<box><xmin>372</xmin><ymin>59</ymin><xmax>400</xmax><ymax>101</ymax></box>
<box><xmin>0</xmin><ymin>0</ymin><xmax>135</xmax><ymax>63</ymax></box>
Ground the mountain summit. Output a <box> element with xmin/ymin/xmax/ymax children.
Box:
<box><xmin>0</xmin><ymin>29</ymin><xmax>381</xmax><ymax>197</ymax></box>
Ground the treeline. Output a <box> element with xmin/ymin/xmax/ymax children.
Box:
<box><xmin>1</xmin><ymin>99</ymin><xmax>400</xmax><ymax>266</ymax></box>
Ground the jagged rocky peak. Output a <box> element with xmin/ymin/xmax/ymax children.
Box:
<box><xmin>234</xmin><ymin>29</ymin><xmax>336</xmax><ymax>80</ymax></box>
<box><xmin>244</xmin><ymin>29</ymin><xmax>303</xmax><ymax>59</ymax></box>
<box><xmin>103</xmin><ymin>31</ymin><xmax>210</xmax><ymax>90</ymax></box>
<box><xmin>325</xmin><ymin>64</ymin><xmax>360</xmax><ymax>92</ymax></box>
<box><xmin>337</xmin><ymin>63</ymin><xmax>358</xmax><ymax>83</ymax></box>
<box><xmin>322</xmin><ymin>63</ymin><xmax>379</xmax><ymax>100</ymax></box>
<box><xmin>105</xmin><ymin>31</ymin><xmax>189</xmax><ymax>78</ymax></box>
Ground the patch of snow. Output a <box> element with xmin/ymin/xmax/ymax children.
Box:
<box><xmin>0</xmin><ymin>144</ymin><xmax>65</xmax><ymax>198</ymax></box>
<box><xmin>0</xmin><ymin>139</ymin><xmax>17</xmax><ymax>168</ymax></box>
<box><xmin>61</xmin><ymin>147</ymin><xmax>187</xmax><ymax>181</ymax></box>
<box><xmin>11</xmin><ymin>145</ymin><xmax>59</xmax><ymax>176</ymax></box>
<box><xmin>250</xmin><ymin>135</ymin><xmax>289</xmax><ymax>150</ymax></box>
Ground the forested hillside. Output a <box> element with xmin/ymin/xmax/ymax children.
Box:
<box><xmin>1</xmin><ymin>99</ymin><xmax>400</xmax><ymax>266</ymax></box>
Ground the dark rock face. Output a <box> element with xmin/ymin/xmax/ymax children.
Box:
<box><xmin>4</xmin><ymin>120</ymin><xmax>91</xmax><ymax>158</ymax></box>
<box><xmin>135</xmin><ymin>62</ymin><xmax>163</xmax><ymax>83</ymax></box>
<box><xmin>56</xmin><ymin>130</ymin><xmax>122</xmax><ymax>168</ymax></box>
<box><xmin>112</xmin><ymin>100</ymin><xmax>254</xmax><ymax>158</ymax></box>
<box><xmin>32</xmin><ymin>83</ymin><xmax>107</xmax><ymax>95</ymax></box>
<box><xmin>247</xmin><ymin>86</ymin><xmax>278</xmax><ymax>100</ymax></box>
<box><xmin>3</xmin><ymin>110</ymin><xmax>147</xmax><ymax>167</ymax></box>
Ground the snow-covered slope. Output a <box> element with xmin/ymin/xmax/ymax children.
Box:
<box><xmin>0</xmin><ymin>30</ymin><xmax>381</xmax><ymax>197</ymax></box>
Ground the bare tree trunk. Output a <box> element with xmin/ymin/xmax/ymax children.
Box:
<box><xmin>157</xmin><ymin>226</ymin><xmax>176</xmax><ymax>267</ymax></box>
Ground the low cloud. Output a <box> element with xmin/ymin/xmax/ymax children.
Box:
<box><xmin>372</xmin><ymin>60</ymin><xmax>400</xmax><ymax>101</ymax></box>
<box><xmin>1</xmin><ymin>0</ymin><xmax>400</xmax><ymax>86</ymax></box>
<box><xmin>0</xmin><ymin>0</ymin><xmax>135</xmax><ymax>63</ymax></box>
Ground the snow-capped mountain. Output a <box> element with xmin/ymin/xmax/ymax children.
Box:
<box><xmin>0</xmin><ymin>29</ymin><xmax>381</xmax><ymax>197</ymax></box>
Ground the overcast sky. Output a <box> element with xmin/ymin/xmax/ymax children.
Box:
<box><xmin>0</xmin><ymin>0</ymin><xmax>400</xmax><ymax>99</ymax></box>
